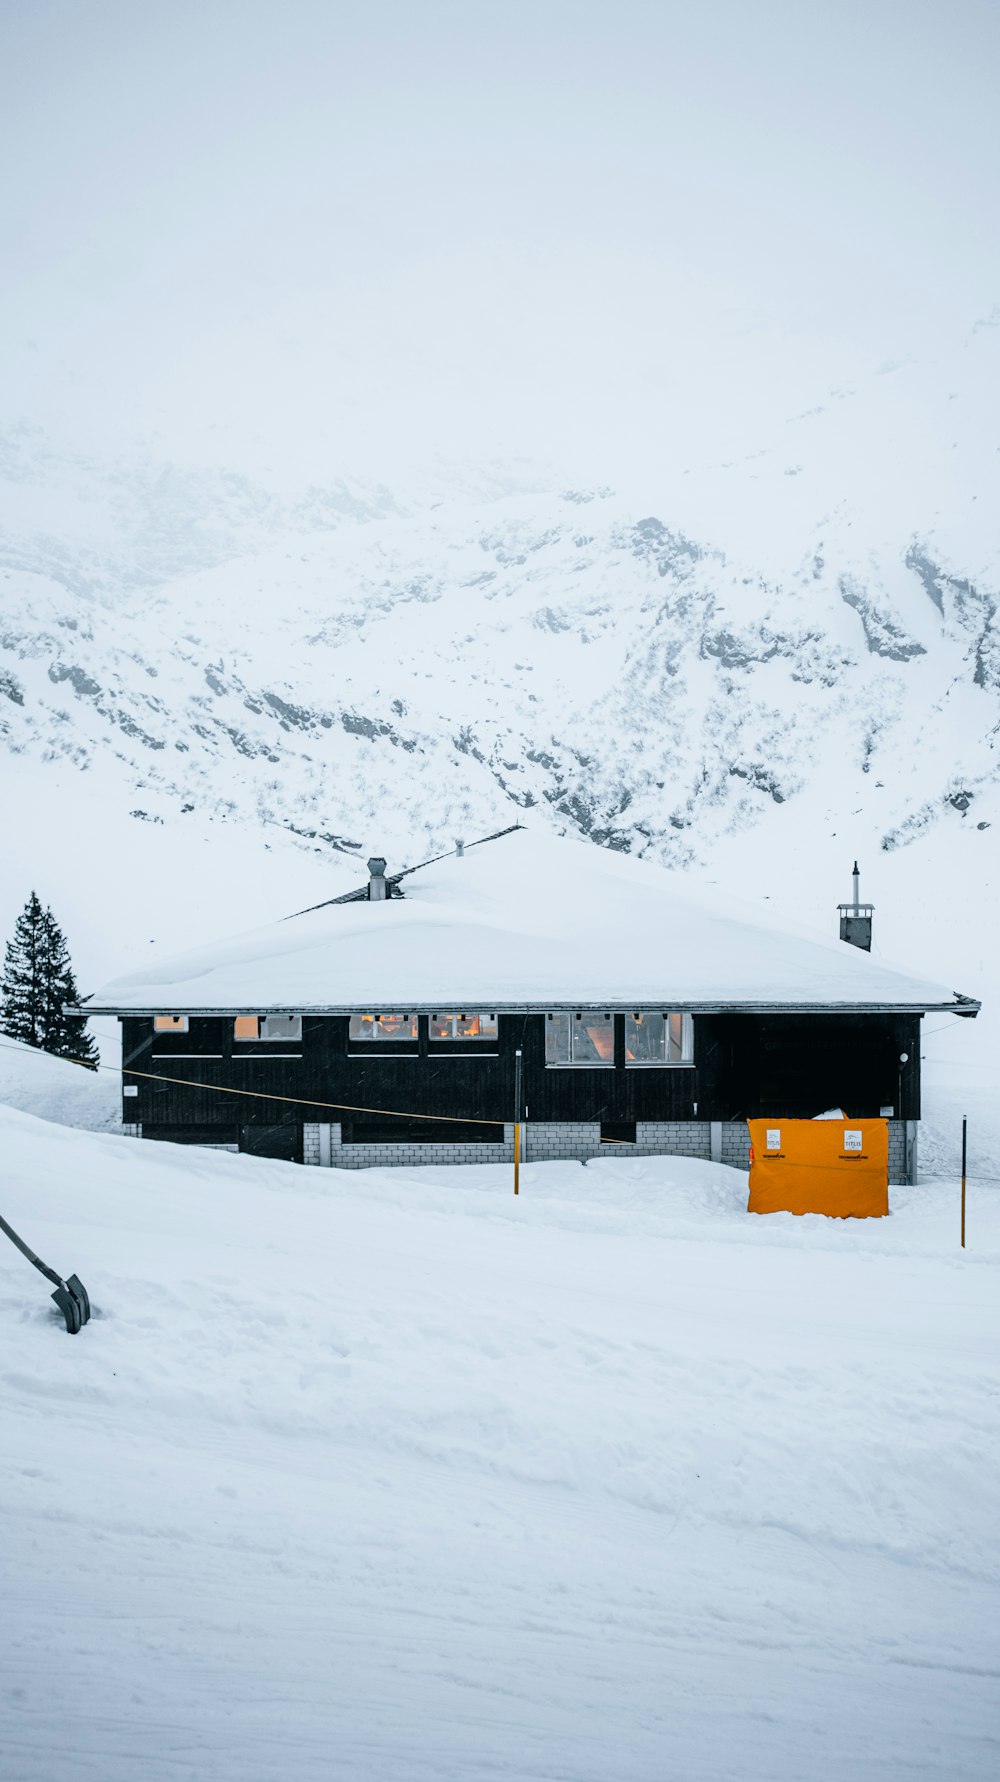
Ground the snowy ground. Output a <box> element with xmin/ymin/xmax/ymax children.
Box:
<box><xmin>2</xmin><ymin>1106</ymin><xmax>998</xmax><ymax>1781</ymax></box>
<box><xmin>0</xmin><ymin>1036</ymin><xmax>120</xmax><ymax>1132</ymax></box>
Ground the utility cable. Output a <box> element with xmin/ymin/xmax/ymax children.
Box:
<box><xmin>0</xmin><ymin>1038</ymin><xmax>698</xmax><ymax>1145</ymax></box>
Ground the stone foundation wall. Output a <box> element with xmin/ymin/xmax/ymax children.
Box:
<box><xmin>304</xmin><ymin>1119</ymin><xmax>716</xmax><ymax>1171</ymax></box>
<box><xmin>126</xmin><ymin>1117</ymin><xmax>918</xmax><ymax>1181</ymax></box>
<box><xmin>888</xmin><ymin>1120</ymin><xmax>917</xmax><ymax>1185</ymax></box>
<box><xmin>524</xmin><ymin>1121</ymin><xmax>712</xmax><ymax>1162</ymax></box>
<box><xmin>720</xmin><ymin>1123</ymin><xmax>751</xmax><ymax>1171</ymax></box>
<box><xmin>300</xmin><ymin>1116</ymin><xmax>918</xmax><ymax>1182</ymax></box>
<box><xmin>304</xmin><ymin>1121</ymin><xmax>515</xmax><ymax>1170</ymax></box>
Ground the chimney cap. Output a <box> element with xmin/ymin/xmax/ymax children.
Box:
<box><xmin>367</xmin><ymin>856</ymin><xmax>387</xmax><ymax>875</ymax></box>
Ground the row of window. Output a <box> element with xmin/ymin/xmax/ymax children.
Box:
<box><xmin>155</xmin><ymin>1014</ymin><xmax>303</xmax><ymax>1042</ymax></box>
<box><xmin>152</xmin><ymin>1013</ymin><xmax>494</xmax><ymax>1043</ymax></box>
<box><xmin>151</xmin><ymin>1010</ymin><xmax>695</xmax><ymax>1066</ymax></box>
<box><xmin>546</xmin><ymin>1010</ymin><xmax>693</xmax><ymax>1066</ymax></box>
<box><xmin>349</xmin><ymin>1013</ymin><xmax>499</xmax><ymax>1041</ymax></box>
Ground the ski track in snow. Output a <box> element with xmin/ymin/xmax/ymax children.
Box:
<box><xmin>2</xmin><ymin>1106</ymin><xmax>999</xmax><ymax>1781</ymax></box>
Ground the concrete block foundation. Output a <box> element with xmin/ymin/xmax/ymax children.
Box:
<box><xmin>301</xmin><ymin>1117</ymin><xmax>918</xmax><ymax>1183</ymax></box>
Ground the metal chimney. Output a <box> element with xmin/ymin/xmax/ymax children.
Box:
<box><xmin>367</xmin><ymin>856</ymin><xmax>388</xmax><ymax>902</ymax></box>
<box><xmin>838</xmin><ymin>860</ymin><xmax>873</xmax><ymax>951</ymax></box>
<box><xmin>454</xmin><ymin>839</ymin><xmax>465</xmax><ymax>858</ymax></box>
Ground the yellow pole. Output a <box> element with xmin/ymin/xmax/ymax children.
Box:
<box><xmin>513</xmin><ymin>1046</ymin><xmax>523</xmax><ymax>1196</ymax></box>
<box><xmin>961</xmin><ymin>1115</ymin><xmax>967</xmax><ymax>1249</ymax></box>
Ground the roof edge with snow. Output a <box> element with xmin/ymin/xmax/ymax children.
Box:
<box><xmin>75</xmin><ymin>995</ymin><xmax>981</xmax><ymax>1018</ymax></box>
<box><xmin>77</xmin><ymin>827</ymin><xmax>983</xmax><ymax>1019</ymax></box>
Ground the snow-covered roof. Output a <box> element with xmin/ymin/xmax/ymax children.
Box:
<box><xmin>83</xmin><ymin>829</ymin><xmax>978</xmax><ymax>1017</ymax></box>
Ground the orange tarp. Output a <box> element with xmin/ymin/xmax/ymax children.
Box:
<box><xmin>747</xmin><ymin>1118</ymin><xmax>889</xmax><ymax>1219</ymax></box>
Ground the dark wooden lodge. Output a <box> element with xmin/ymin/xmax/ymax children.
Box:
<box><xmin>83</xmin><ymin>831</ymin><xmax>979</xmax><ymax>1183</ymax></box>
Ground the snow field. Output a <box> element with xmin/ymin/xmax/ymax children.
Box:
<box><xmin>2</xmin><ymin>1106</ymin><xmax>998</xmax><ymax>1780</ymax></box>
<box><xmin>0</xmin><ymin>1036</ymin><xmax>120</xmax><ymax>1133</ymax></box>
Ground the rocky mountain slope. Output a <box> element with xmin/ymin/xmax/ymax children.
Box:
<box><xmin>0</xmin><ymin>319</ymin><xmax>997</xmax><ymax>988</ymax></box>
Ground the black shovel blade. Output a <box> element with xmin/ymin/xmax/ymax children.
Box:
<box><xmin>51</xmin><ymin>1283</ymin><xmax>82</xmax><ymax>1334</ymax></box>
<box><xmin>65</xmin><ymin>1274</ymin><xmax>91</xmax><ymax>1325</ymax></box>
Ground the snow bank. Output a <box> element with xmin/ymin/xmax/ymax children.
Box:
<box><xmin>2</xmin><ymin>1106</ymin><xmax>998</xmax><ymax>1780</ymax></box>
<box><xmin>0</xmin><ymin>1034</ymin><xmax>120</xmax><ymax>1131</ymax></box>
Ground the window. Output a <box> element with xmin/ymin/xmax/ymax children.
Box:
<box><xmin>153</xmin><ymin>1014</ymin><xmax>189</xmax><ymax>1033</ymax></box>
<box><xmin>625</xmin><ymin>1012</ymin><xmax>693</xmax><ymax>1065</ymax></box>
<box><xmin>545</xmin><ymin>1011</ymin><xmax>614</xmax><ymax>1066</ymax></box>
<box><xmin>601</xmin><ymin>1120</ymin><xmax>636</xmax><ymax>1144</ymax></box>
<box><xmin>234</xmin><ymin>1015</ymin><xmax>303</xmax><ymax>1042</ymax></box>
<box><xmin>348</xmin><ymin>1013</ymin><xmax>419</xmax><ymax>1042</ymax></box>
<box><xmin>428</xmin><ymin>1013</ymin><xmax>499</xmax><ymax>1040</ymax></box>
<box><xmin>344</xmin><ymin>1119</ymin><xmax>499</xmax><ymax>1144</ymax></box>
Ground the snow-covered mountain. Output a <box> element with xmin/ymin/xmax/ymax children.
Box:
<box><xmin>0</xmin><ymin>319</ymin><xmax>997</xmax><ymax>994</ymax></box>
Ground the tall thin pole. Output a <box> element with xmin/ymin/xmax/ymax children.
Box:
<box><xmin>513</xmin><ymin>1048</ymin><xmax>522</xmax><ymax>1197</ymax></box>
<box><xmin>961</xmin><ymin>1116</ymin><xmax>967</xmax><ymax>1250</ymax></box>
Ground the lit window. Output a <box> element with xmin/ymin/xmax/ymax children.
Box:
<box><xmin>234</xmin><ymin>1016</ymin><xmax>303</xmax><ymax>1041</ymax></box>
<box><xmin>625</xmin><ymin>1012</ymin><xmax>693</xmax><ymax>1065</ymax></box>
<box><xmin>429</xmin><ymin>1013</ymin><xmax>499</xmax><ymax>1040</ymax></box>
<box><xmin>153</xmin><ymin>1014</ymin><xmax>189</xmax><ymax>1033</ymax></box>
<box><xmin>348</xmin><ymin>1013</ymin><xmax>419</xmax><ymax>1041</ymax></box>
<box><xmin>545</xmin><ymin>1011</ymin><xmax>614</xmax><ymax>1066</ymax></box>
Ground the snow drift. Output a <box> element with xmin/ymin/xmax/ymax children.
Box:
<box><xmin>2</xmin><ymin>1105</ymin><xmax>998</xmax><ymax>1780</ymax></box>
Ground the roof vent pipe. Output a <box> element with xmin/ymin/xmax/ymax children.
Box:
<box><xmin>838</xmin><ymin>860</ymin><xmax>873</xmax><ymax>952</ymax></box>
<box><xmin>367</xmin><ymin>856</ymin><xmax>388</xmax><ymax>902</ymax></box>
<box><xmin>454</xmin><ymin>839</ymin><xmax>465</xmax><ymax>859</ymax></box>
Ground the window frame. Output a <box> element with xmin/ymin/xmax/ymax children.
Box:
<box><xmin>427</xmin><ymin>1012</ymin><xmax>500</xmax><ymax>1046</ymax></box>
<box><xmin>348</xmin><ymin>1012</ymin><xmax>420</xmax><ymax>1052</ymax></box>
<box><xmin>544</xmin><ymin>1010</ymin><xmax>616</xmax><ymax>1069</ymax></box>
<box><xmin>233</xmin><ymin>1015</ymin><xmax>303</xmax><ymax>1043</ymax></box>
<box><xmin>153</xmin><ymin>1014</ymin><xmax>189</xmax><ymax>1034</ymax></box>
<box><xmin>624</xmin><ymin>1011</ymin><xmax>695</xmax><ymax>1068</ymax></box>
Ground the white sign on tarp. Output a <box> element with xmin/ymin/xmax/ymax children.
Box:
<box><xmin>843</xmin><ymin>1129</ymin><xmax>863</xmax><ymax>1152</ymax></box>
<box><xmin>766</xmin><ymin>1128</ymin><xmax>781</xmax><ymax>1151</ymax></box>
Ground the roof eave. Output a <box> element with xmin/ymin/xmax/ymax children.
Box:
<box><xmin>73</xmin><ymin>997</ymin><xmax>982</xmax><ymax>1019</ymax></box>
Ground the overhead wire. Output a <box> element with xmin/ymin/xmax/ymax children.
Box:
<box><xmin>0</xmin><ymin>1038</ymin><xmax>508</xmax><ymax>1128</ymax></box>
<box><xmin>0</xmin><ymin>1036</ymin><xmax>639</xmax><ymax>1141</ymax></box>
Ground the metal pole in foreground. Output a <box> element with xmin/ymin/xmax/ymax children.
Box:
<box><xmin>513</xmin><ymin>1048</ymin><xmax>523</xmax><ymax>1196</ymax></box>
<box><xmin>961</xmin><ymin>1116</ymin><xmax>967</xmax><ymax>1249</ymax></box>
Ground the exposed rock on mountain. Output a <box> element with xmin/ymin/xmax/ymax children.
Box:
<box><xmin>1</xmin><ymin>325</ymin><xmax>997</xmax><ymax>886</ymax></box>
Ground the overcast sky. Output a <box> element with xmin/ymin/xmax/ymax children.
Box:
<box><xmin>1</xmin><ymin>0</ymin><xmax>998</xmax><ymax>486</ymax></box>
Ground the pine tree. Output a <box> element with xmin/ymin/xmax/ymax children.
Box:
<box><xmin>1</xmin><ymin>893</ymin><xmax>98</xmax><ymax>1067</ymax></box>
<box><xmin>1</xmin><ymin>890</ymin><xmax>47</xmax><ymax>1047</ymax></box>
<box><xmin>40</xmin><ymin>905</ymin><xmax>99</xmax><ymax>1067</ymax></box>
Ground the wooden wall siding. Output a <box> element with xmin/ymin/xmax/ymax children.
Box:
<box><xmin>718</xmin><ymin>1014</ymin><xmax>921</xmax><ymax>1121</ymax></box>
<box><xmin>140</xmin><ymin>1123</ymin><xmax>301</xmax><ymax>1161</ymax></box>
<box><xmin>141</xmin><ymin>1018</ymin><xmax>229</xmax><ymax>1057</ymax></box>
<box><xmin>121</xmin><ymin>1010</ymin><xmax>922</xmax><ymax>1138</ymax></box>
